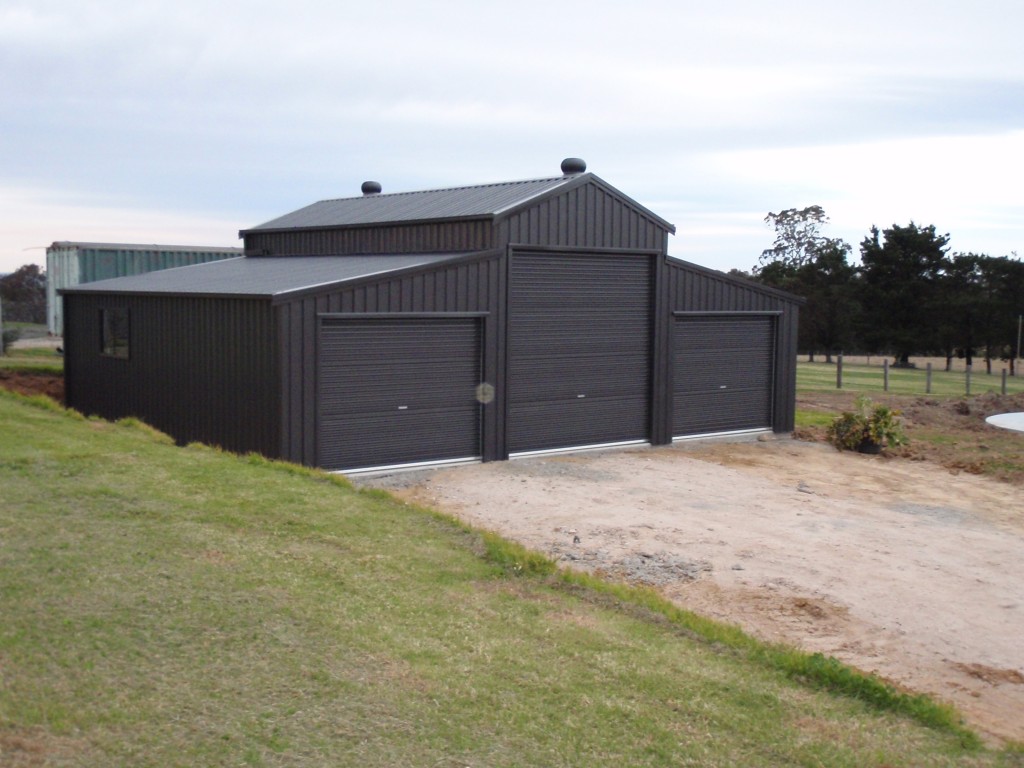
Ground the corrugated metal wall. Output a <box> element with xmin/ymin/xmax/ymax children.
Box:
<box><xmin>76</xmin><ymin>247</ymin><xmax>239</xmax><ymax>283</ymax></box>
<box><xmin>498</xmin><ymin>183</ymin><xmax>669</xmax><ymax>252</ymax></box>
<box><xmin>666</xmin><ymin>259</ymin><xmax>800</xmax><ymax>432</ymax></box>
<box><xmin>274</xmin><ymin>254</ymin><xmax>504</xmax><ymax>466</ymax></box>
<box><xmin>64</xmin><ymin>293</ymin><xmax>280</xmax><ymax>456</ymax></box>
<box><xmin>244</xmin><ymin>221</ymin><xmax>494</xmax><ymax>256</ymax></box>
<box><xmin>46</xmin><ymin>244</ymin><xmax>80</xmax><ymax>335</ymax></box>
<box><xmin>47</xmin><ymin>245</ymin><xmax>240</xmax><ymax>335</ymax></box>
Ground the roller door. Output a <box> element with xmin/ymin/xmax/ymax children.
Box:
<box><xmin>673</xmin><ymin>315</ymin><xmax>774</xmax><ymax>436</ymax></box>
<box><xmin>508</xmin><ymin>253</ymin><xmax>652</xmax><ymax>453</ymax></box>
<box><xmin>318</xmin><ymin>317</ymin><xmax>482</xmax><ymax>470</ymax></box>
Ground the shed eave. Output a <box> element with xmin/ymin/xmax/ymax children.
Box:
<box><xmin>666</xmin><ymin>254</ymin><xmax>806</xmax><ymax>305</ymax></box>
<box><xmin>59</xmin><ymin>287</ymin><xmax>273</xmax><ymax>300</ymax></box>
<box><xmin>268</xmin><ymin>248</ymin><xmax>502</xmax><ymax>305</ymax></box>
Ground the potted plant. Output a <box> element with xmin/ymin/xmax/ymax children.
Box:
<box><xmin>826</xmin><ymin>395</ymin><xmax>907</xmax><ymax>453</ymax></box>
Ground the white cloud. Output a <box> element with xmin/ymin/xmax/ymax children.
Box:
<box><xmin>2</xmin><ymin>0</ymin><xmax>1024</xmax><ymax>277</ymax></box>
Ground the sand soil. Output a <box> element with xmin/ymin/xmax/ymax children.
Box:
<box><xmin>369</xmin><ymin>437</ymin><xmax>1024</xmax><ymax>745</ymax></box>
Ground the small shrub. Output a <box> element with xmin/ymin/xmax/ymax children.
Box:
<box><xmin>1</xmin><ymin>328</ymin><xmax>21</xmax><ymax>355</ymax></box>
<box><xmin>827</xmin><ymin>395</ymin><xmax>907</xmax><ymax>452</ymax></box>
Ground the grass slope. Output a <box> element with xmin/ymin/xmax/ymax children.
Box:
<box><xmin>0</xmin><ymin>392</ymin><xmax>1015</xmax><ymax>766</ymax></box>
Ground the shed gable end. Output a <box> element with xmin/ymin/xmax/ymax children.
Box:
<box><xmin>498</xmin><ymin>179</ymin><xmax>673</xmax><ymax>251</ymax></box>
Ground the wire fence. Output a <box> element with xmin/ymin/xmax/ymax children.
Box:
<box><xmin>798</xmin><ymin>356</ymin><xmax>1024</xmax><ymax>397</ymax></box>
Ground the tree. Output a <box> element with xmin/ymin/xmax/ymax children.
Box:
<box><xmin>801</xmin><ymin>240</ymin><xmax>859</xmax><ymax>361</ymax></box>
<box><xmin>0</xmin><ymin>264</ymin><xmax>46</xmax><ymax>324</ymax></box>
<box><xmin>858</xmin><ymin>223</ymin><xmax>950</xmax><ymax>365</ymax></box>
<box><xmin>758</xmin><ymin>205</ymin><xmax>831</xmax><ymax>271</ymax></box>
<box><xmin>975</xmin><ymin>255</ymin><xmax>1024</xmax><ymax>375</ymax></box>
<box><xmin>936</xmin><ymin>253</ymin><xmax>983</xmax><ymax>370</ymax></box>
<box><xmin>754</xmin><ymin>206</ymin><xmax>857</xmax><ymax>361</ymax></box>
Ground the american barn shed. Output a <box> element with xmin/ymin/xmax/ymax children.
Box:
<box><xmin>62</xmin><ymin>159</ymin><xmax>801</xmax><ymax>472</ymax></box>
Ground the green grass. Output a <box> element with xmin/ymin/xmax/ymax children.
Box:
<box><xmin>0</xmin><ymin>345</ymin><xmax>63</xmax><ymax>372</ymax></box>
<box><xmin>798</xmin><ymin>360</ymin><xmax>1024</xmax><ymax>397</ymax></box>
<box><xmin>2</xmin><ymin>391</ymin><xmax>1019</xmax><ymax>765</ymax></box>
<box><xmin>794</xmin><ymin>409</ymin><xmax>837</xmax><ymax>429</ymax></box>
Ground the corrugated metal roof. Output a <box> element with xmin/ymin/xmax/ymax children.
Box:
<box><xmin>246</xmin><ymin>175</ymin><xmax>581</xmax><ymax>232</ymax></box>
<box><xmin>61</xmin><ymin>254</ymin><xmax>474</xmax><ymax>299</ymax></box>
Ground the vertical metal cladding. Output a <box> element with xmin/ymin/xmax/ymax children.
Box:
<box><xmin>245</xmin><ymin>221</ymin><xmax>494</xmax><ymax>256</ymax></box>
<box><xmin>63</xmin><ymin>293</ymin><xmax>280</xmax><ymax>455</ymax></box>
<box><xmin>498</xmin><ymin>183</ymin><xmax>668</xmax><ymax>251</ymax></box>
<box><xmin>274</xmin><ymin>254</ymin><xmax>504</xmax><ymax>466</ymax></box>
<box><xmin>46</xmin><ymin>244</ymin><xmax>80</xmax><ymax>335</ymax></box>
<box><xmin>667</xmin><ymin>259</ymin><xmax>801</xmax><ymax>433</ymax></box>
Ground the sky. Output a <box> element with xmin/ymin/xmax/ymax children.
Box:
<box><xmin>2</xmin><ymin>0</ymin><xmax>1024</xmax><ymax>276</ymax></box>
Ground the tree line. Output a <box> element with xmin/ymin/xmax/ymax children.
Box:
<box><xmin>737</xmin><ymin>206</ymin><xmax>1024</xmax><ymax>374</ymax></box>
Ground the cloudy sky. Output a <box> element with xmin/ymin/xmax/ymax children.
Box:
<box><xmin>2</xmin><ymin>0</ymin><xmax>1023</xmax><ymax>275</ymax></box>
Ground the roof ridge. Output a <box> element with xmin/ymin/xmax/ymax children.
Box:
<box><xmin>315</xmin><ymin>174</ymin><xmax>570</xmax><ymax>204</ymax></box>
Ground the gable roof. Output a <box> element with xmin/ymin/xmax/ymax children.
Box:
<box><xmin>60</xmin><ymin>253</ymin><xmax>481</xmax><ymax>301</ymax></box>
<box><xmin>245</xmin><ymin>175</ymin><xmax>581</xmax><ymax>233</ymax></box>
<box><xmin>242</xmin><ymin>170</ymin><xmax>675</xmax><ymax>235</ymax></box>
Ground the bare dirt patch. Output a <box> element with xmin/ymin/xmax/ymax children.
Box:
<box><xmin>0</xmin><ymin>728</ymin><xmax>92</xmax><ymax>766</ymax></box>
<box><xmin>370</xmin><ymin>430</ymin><xmax>1024</xmax><ymax>745</ymax></box>
<box><xmin>0</xmin><ymin>370</ymin><xmax>64</xmax><ymax>401</ymax></box>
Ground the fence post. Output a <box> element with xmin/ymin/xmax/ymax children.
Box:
<box><xmin>836</xmin><ymin>354</ymin><xmax>843</xmax><ymax>389</ymax></box>
<box><xmin>966</xmin><ymin>364</ymin><xmax>972</xmax><ymax>396</ymax></box>
<box><xmin>1002</xmin><ymin>368</ymin><xmax>1008</xmax><ymax>396</ymax></box>
<box><xmin>926</xmin><ymin>362</ymin><xmax>932</xmax><ymax>394</ymax></box>
<box><xmin>883</xmin><ymin>359</ymin><xmax>889</xmax><ymax>392</ymax></box>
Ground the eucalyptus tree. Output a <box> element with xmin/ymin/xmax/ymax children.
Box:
<box><xmin>755</xmin><ymin>206</ymin><xmax>857</xmax><ymax>361</ymax></box>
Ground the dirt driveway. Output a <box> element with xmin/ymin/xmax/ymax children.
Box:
<box><xmin>366</xmin><ymin>437</ymin><xmax>1024</xmax><ymax>745</ymax></box>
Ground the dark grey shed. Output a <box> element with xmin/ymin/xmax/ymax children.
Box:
<box><xmin>62</xmin><ymin>160</ymin><xmax>802</xmax><ymax>472</ymax></box>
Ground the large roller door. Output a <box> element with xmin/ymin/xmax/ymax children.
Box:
<box><xmin>508</xmin><ymin>253</ymin><xmax>652</xmax><ymax>453</ymax></box>
<box><xmin>673</xmin><ymin>315</ymin><xmax>775</xmax><ymax>437</ymax></box>
<box><xmin>318</xmin><ymin>317</ymin><xmax>482</xmax><ymax>470</ymax></box>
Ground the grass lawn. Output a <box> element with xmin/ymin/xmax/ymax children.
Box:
<box><xmin>2</xmin><ymin>392</ymin><xmax>1019</xmax><ymax>766</ymax></box>
<box><xmin>1</xmin><ymin>323</ymin><xmax>61</xmax><ymax>373</ymax></box>
<box><xmin>0</xmin><ymin>345</ymin><xmax>64</xmax><ymax>373</ymax></box>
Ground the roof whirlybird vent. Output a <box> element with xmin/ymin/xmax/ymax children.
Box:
<box><xmin>560</xmin><ymin>158</ymin><xmax>587</xmax><ymax>175</ymax></box>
